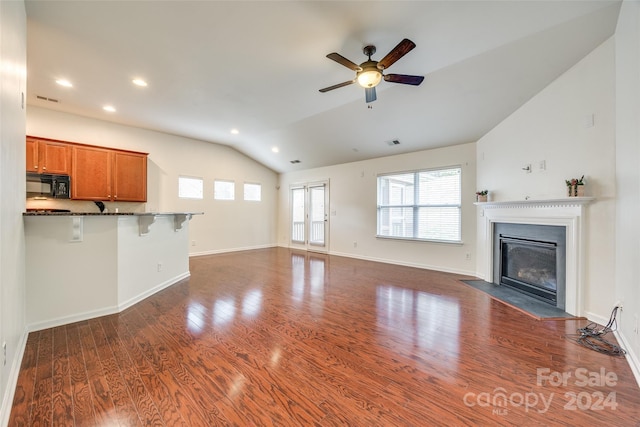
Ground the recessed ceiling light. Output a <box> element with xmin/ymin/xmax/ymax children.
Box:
<box><xmin>103</xmin><ymin>105</ymin><xmax>116</xmax><ymax>113</ymax></box>
<box><xmin>56</xmin><ymin>79</ymin><xmax>73</xmax><ymax>87</ymax></box>
<box><xmin>271</xmin><ymin>147</ymin><xmax>279</xmax><ymax>153</ymax></box>
<box><xmin>230</xmin><ymin>128</ymin><xmax>239</xmax><ymax>135</ymax></box>
<box><xmin>132</xmin><ymin>78</ymin><xmax>148</xmax><ymax>87</ymax></box>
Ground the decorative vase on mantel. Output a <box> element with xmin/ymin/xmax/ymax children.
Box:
<box><xmin>476</xmin><ymin>190</ymin><xmax>489</xmax><ymax>202</ymax></box>
<box><xmin>565</xmin><ymin>175</ymin><xmax>585</xmax><ymax>197</ymax></box>
<box><xmin>567</xmin><ymin>184</ymin><xmax>585</xmax><ymax>197</ymax></box>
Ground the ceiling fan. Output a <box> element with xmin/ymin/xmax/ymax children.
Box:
<box><xmin>319</xmin><ymin>38</ymin><xmax>424</xmax><ymax>103</ymax></box>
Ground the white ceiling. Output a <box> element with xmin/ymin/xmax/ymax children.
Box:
<box><xmin>25</xmin><ymin>1</ymin><xmax>621</xmax><ymax>173</ymax></box>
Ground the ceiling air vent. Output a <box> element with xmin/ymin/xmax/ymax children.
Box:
<box><xmin>290</xmin><ymin>160</ymin><xmax>301</xmax><ymax>164</ymax></box>
<box><xmin>386</xmin><ymin>139</ymin><xmax>400</xmax><ymax>146</ymax></box>
<box><xmin>36</xmin><ymin>95</ymin><xmax>60</xmax><ymax>103</ymax></box>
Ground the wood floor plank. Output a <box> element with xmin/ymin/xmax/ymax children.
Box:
<box><xmin>51</xmin><ymin>326</ymin><xmax>73</xmax><ymax>425</ymax></box>
<box><xmin>76</xmin><ymin>322</ymin><xmax>119</xmax><ymax>425</ymax></box>
<box><xmin>107</xmin><ymin>316</ymin><xmax>189</xmax><ymax>426</ymax></box>
<box><xmin>30</xmin><ymin>328</ymin><xmax>53</xmax><ymax>427</ymax></box>
<box><xmin>120</xmin><ymin>307</ymin><xmax>232</xmax><ymax>425</ymax></box>
<box><xmin>9</xmin><ymin>248</ymin><xmax>640</xmax><ymax>425</ymax></box>
<box><xmin>65</xmin><ymin>323</ymin><xmax>97</xmax><ymax>426</ymax></box>
<box><xmin>7</xmin><ymin>331</ymin><xmax>40</xmax><ymax>427</ymax></box>
<box><xmin>87</xmin><ymin>318</ymin><xmax>143</xmax><ymax>426</ymax></box>
<box><xmin>98</xmin><ymin>317</ymin><xmax>165</xmax><ymax>426</ymax></box>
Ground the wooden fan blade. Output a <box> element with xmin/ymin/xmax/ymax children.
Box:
<box><xmin>319</xmin><ymin>80</ymin><xmax>355</xmax><ymax>93</ymax></box>
<box><xmin>326</xmin><ymin>53</ymin><xmax>361</xmax><ymax>71</ymax></box>
<box><xmin>377</xmin><ymin>38</ymin><xmax>416</xmax><ymax>70</ymax></box>
<box><xmin>365</xmin><ymin>87</ymin><xmax>376</xmax><ymax>103</ymax></box>
<box><xmin>384</xmin><ymin>74</ymin><xmax>424</xmax><ymax>86</ymax></box>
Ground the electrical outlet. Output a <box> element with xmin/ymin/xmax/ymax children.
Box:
<box><xmin>634</xmin><ymin>314</ymin><xmax>638</xmax><ymax>334</ymax></box>
<box><xmin>2</xmin><ymin>342</ymin><xmax>6</xmax><ymax>366</ymax></box>
<box><xmin>353</xmin><ymin>242</ymin><xmax>358</xmax><ymax>248</ymax></box>
<box><xmin>615</xmin><ymin>300</ymin><xmax>623</xmax><ymax>310</ymax></box>
<box><xmin>465</xmin><ymin>253</ymin><xmax>471</xmax><ymax>260</ymax></box>
<box><xmin>157</xmin><ymin>263</ymin><xmax>162</xmax><ymax>272</ymax></box>
<box><xmin>191</xmin><ymin>240</ymin><xmax>196</xmax><ymax>247</ymax></box>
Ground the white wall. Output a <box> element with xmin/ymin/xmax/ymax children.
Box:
<box><xmin>278</xmin><ymin>143</ymin><xmax>477</xmax><ymax>275</ymax></box>
<box><xmin>117</xmin><ymin>215</ymin><xmax>189</xmax><ymax>308</ymax></box>
<box><xmin>24</xmin><ymin>216</ymin><xmax>118</xmax><ymax>328</ymax></box>
<box><xmin>24</xmin><ymin>215</ymin><xmax>191</xmax><ymax>330</ymax></box>
<box><xmin>614</xmin><ymin>0</ymin><xmax>640</xmax><ymax>384</ymax></box>
<box><xmin>26</xmin><ymin>107</ymin><xmax>279</xmax><ymax>255</ymax></box>
<box><xmin>476</xmin><ymin>37</ymin><xmax>616</xmax><ymax>322</ymax></box>
<box><xmin>0</xmin><ymin>0</ymin><xmax>27</xmax><ymax>423</ymax></box>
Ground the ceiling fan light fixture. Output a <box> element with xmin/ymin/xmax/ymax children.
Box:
<box><xmin>357</xmin><ymin>67</ymin><xmax>382</xmax><ymax>88</ymax></box>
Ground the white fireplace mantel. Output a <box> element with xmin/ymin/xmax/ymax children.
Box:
<box><xmin>476</xmin><ymin>197</ymin><xmax>594</xmax><ymax>316</ymax></box>
<box><xmin>475</xmin><ymin>197</ymin><xmax>594</xmax><ymax>209</ymax></box>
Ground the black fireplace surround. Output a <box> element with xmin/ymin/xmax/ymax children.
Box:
<box><xmin>493</xmin><ymin>223</ymin><xmax>566</xmax><ymax>309</ymax></box>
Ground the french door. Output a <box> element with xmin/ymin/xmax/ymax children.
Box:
<box><xmin>290</xmin><ymin>181</ymin><xmax>329</xmax><ymax>252</ymax></box>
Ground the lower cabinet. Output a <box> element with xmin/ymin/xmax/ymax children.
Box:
<box><xmin>71</xmin><ymin>145</ymin><xmax>147</xmax><ymax>202</ymax></box>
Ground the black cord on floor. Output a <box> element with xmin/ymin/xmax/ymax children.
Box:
<box><xmin>566</xmin><ymin>306</ymin><xmax>626</xmax><ymax>357</ymax></box>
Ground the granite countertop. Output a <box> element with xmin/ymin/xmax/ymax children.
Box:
<box><xmin>23</xmin><ymin>211</ymin><xmax>203</xmax><ymax>216</ymax></box>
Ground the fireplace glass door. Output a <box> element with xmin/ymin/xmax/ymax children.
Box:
<box><xmin>500</xmin><ymin>237</ymin><xmax>557</xmax><ymax>303</ymax></box>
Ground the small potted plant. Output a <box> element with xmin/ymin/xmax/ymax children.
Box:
<box><xmin>565</xmin><ymin>175</ymin><xmax>585</xmax><ymax>197</ymax></box>
<box><xmin>476</xmin><ymin>190</ymin><xmax>488</xmax><ymax>202</ymax></box>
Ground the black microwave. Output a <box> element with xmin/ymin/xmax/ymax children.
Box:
<box><xmin>26</xmin><ymin>173</ymin><xmax>71</xmax><ymax>199</ymax></box>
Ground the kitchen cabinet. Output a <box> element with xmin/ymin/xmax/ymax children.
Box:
<box><xmin>71</xmin><ymin>145</ymin><xmax>147</xmax><ymax>202</ymax></box>
<box><xmin>113</xmin><ymin>151</ymin><xmax>147</xmax><ymax>202</ymax></box>
<box><xmin>26</xmin><ymin>137</ymin><xmax>71</xmax><ymax>175</ymax></box>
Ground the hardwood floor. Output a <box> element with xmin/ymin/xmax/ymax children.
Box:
<box><xmin>9</xmin><ymin>247</ymin><xmax>640</xmax><ymax>426</ymax></box>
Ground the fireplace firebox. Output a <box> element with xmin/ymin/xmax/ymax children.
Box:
<box><xmin>493</xmin><ymin>223</ymin><xmax>566</xmax><ymax>309</ymax></box>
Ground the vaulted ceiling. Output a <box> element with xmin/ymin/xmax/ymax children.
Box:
<box><xmin>25</xmin><ymin>1</ymin><xmax>621</xmax><ymax>173</ymax></box>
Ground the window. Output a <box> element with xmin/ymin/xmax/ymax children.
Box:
<box><xmin>244</xmin><ymin>182</ymin><xmax>261</xmax><ymax>201</ymax></box>
<box><xmin>178</xmin><ymin>176</ymin><xmax>203</xmax><ymax>199</ymax></box>
<box><xmin>377</xmin><ymin>167</ymin><xmax>461</xmax><ymax>242</ymax></box>
<box><xmin>214</xmin><ymin>180</ymin><xmax>235</xmax><ymax>200</ymax></box>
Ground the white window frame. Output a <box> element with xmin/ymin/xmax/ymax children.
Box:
<box><xmin>376</xmin><ymin>166</ymin><xmax>462</xmax><ymax>243</ymax></box>
<box><xmin>178</xmin><ymin>175</ymin><xmax>204</xmax><ymax>199</ymax></box>
<box><xmin>243</xmin><ymin>182</ymin><xmax>262</xmax><ymax>201</ymax></box>
<box><xmin>214</xmin><ymin>179</ymin><xmax>235</xmax><ymax>200</ymax></box>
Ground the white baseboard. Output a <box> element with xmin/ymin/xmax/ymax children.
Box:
<box><xmin>614</xmin><ymin>330</ymin><xmax>640</xmax><ymax>388</ymax></box>
<box><xmin>189</xmin><ymin>243</ymin><xmax>277</xmax><ymax>257</ymax></box>
<box><xmin>274</xmin><ymin>243</ymin><xmax>475</xmax><ymax>277</ymax></box>
<box><xmin>27</xmin><ymin>272</ymin><xmax>191</xmax><ymax>332</ymax></box>
<box><xmin>328</xmin><ymin>250</ymin><xmax>476</xmax><ymax>277</ymax></box>
<box><xmin>117</xmin><ymin>272</ymin><xmax>190</xmax><ymax>312</ymax></box>
<box><xmin>27</xmin><ymin>306</ymin><xmax>119</xmax><ymax>332</ymax></box>
<box><xmin>1</xmin><ymin>329</ymin><xmax>28</xmax><ymax>427</ymax></box>
<box><xmin>583</xmin><ymin>310</ymin><xmax>610</xmax><ymax>326</ymax></box>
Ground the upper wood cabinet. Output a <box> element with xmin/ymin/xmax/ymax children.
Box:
<box><xmin>71</xmin><ymin>145</ymin><xmax>112</xmax><ymax>201</ymax></box>
<box><xmin>71</xmin><ymin>145</ymin><xmax>147</xmax><ymax>202</ymax></box>
<box><xmin>26</xmin><ymin>137</ymin><xmax>71</xmax><ymax>175</ymax></box>
<box><xmin>113</xmin><ymin>151</ymin><xmax>147</xmax><ymax>202</ymax></box>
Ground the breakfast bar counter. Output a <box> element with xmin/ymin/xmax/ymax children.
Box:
<box><xmin>24</xmin><ymin>212</ymin><xmax>202</xmax><ymax>331</ymax></box>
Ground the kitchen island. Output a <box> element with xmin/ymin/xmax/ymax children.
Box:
<box><xmin>24</xmin><ymin>212</ymin><xmax>202</xmax><ymax>331</ymax></box>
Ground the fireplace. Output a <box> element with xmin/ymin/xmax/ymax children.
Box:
<box><xmin>478</xmin><ymin>198</ymin><xmax>592</xmax><ymax>316</ymax></box>
<box><xmin>493</xmin><ymin>223</ymin><xmax>566</xmax><ymax>309</ymax></box>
